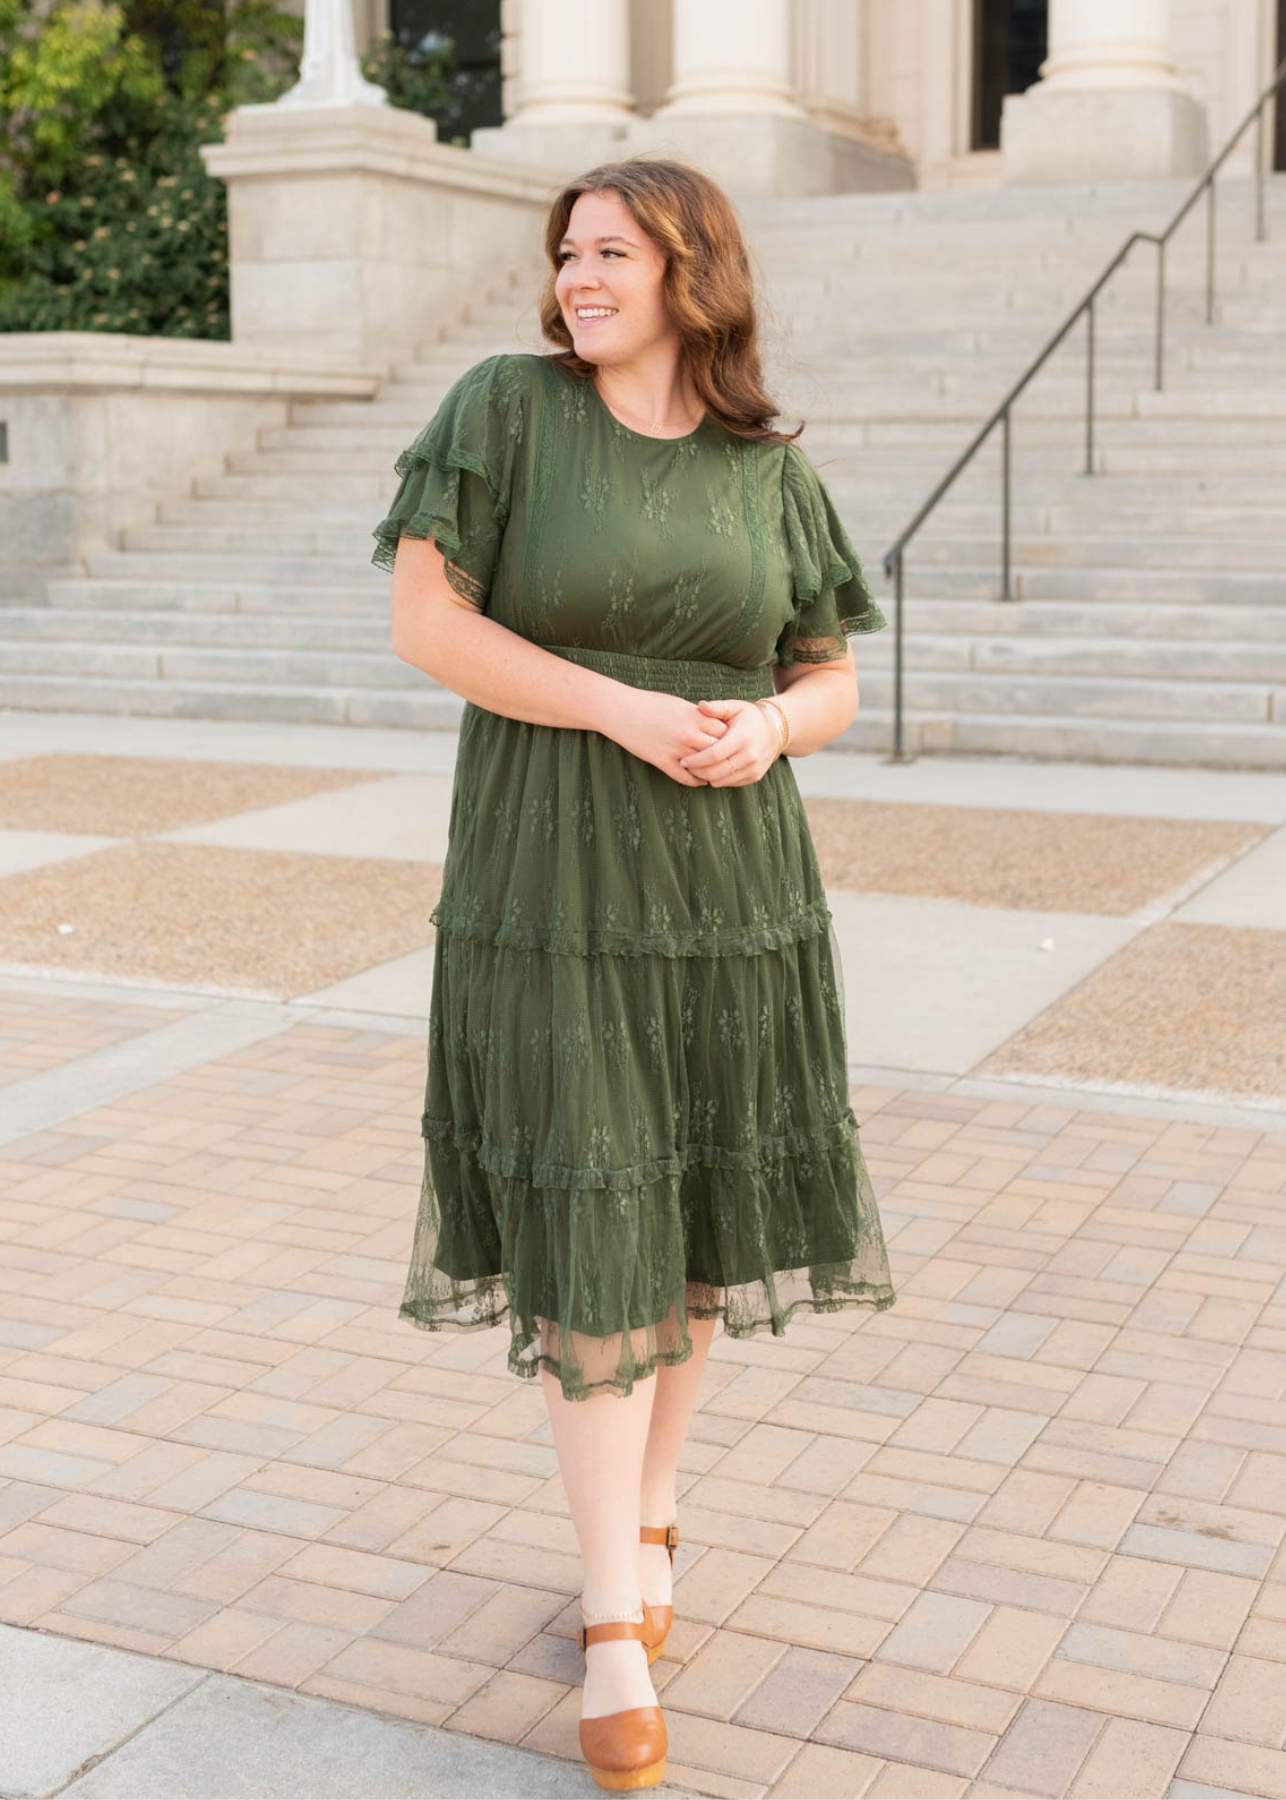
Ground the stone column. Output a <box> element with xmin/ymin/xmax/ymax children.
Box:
<box><xmin>506</xmin><ymin>0</ymin><xmax>634</xmax><ymax>123</ymax></box>
<box><xmin>1001</xmin><ymin>0</ymin><xmax>1208</xmax><ymax>183</ymax></box>
<box><xmin>470</xmin><ymin>0</ymin><xmax>915</xmax><ymax>198</ymax></box>
<box><xmin>653</xmin><ymin>0</ymin><xmax>805</xmax><ymax>118</ymax></box>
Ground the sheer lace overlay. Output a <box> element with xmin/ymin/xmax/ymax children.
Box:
<box><xmin>372</xmin><ymin>353</ymin><xmax>897</xmax><ymax>1401</ymax></box>
<box><xmin>370</xmin><ymin>354</ymin><xmax>528</xmax><ymax>606</ymax></box>
<box><xmin>776</xmin><ymin>443</ymin><xmax>888</xmax><ymax>667</ymax></box>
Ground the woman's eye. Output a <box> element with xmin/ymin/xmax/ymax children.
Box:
<box><xmin>557</xmin><ymin>249</ymin><xmax>620</xmax><ymax>262</ymax></box>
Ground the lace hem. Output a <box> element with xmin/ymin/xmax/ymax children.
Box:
<box><xmin>421</xmin><ymin>1103</ymin><xmax>863</xmax><ymax>1188</ymax></box>
<box><xmin>399</xmin><ymin>1278</ymin><xmax>899</xmax><ymax>1401</ymax></box>
<box><xmin>398</xmin><ymin>1107</ymin><xmax>898</xmax><ymax>1401</ymax></box>
<box><xmin>427</xmin><ymin>893</ymin><xmax>834</xmax><ymax>959</ymax></box>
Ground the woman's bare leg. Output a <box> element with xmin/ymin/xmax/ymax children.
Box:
<box><xmin>638</xmin><ymin>1300</ymin><xmax>719</xmax><ymax>1609</ymax></box>
<box><xmin>541</xmin><ymin>1330</ymin><xmax>659</xmax><ymax>1721</ymax></box>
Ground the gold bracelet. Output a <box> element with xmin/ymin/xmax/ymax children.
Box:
<box><xmin>756</xmin><ymin>697</ymin><xmax>791</xmax><ymax>756</ymax></box>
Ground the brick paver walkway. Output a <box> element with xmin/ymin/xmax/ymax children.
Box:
<box><xmin>3</xmin><ymin>1010</ymin><xmax>1285</xmax><ymax>1799</ymax></box>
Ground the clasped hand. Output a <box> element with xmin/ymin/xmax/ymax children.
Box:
<box><xmin>614</xmin><ymin>692</ymin><xmax>782</xmax><ymax>787</ymax></box>
<box><xmin>680</xmin><ymin>697</ymin><xmax>782</xmax><ymax>787</ymax></box>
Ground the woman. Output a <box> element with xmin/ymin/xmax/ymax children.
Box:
<box><xmin>373</xmin><ymin>157</ymin><xmax>897</xmax><ymax>1793</ymax></box>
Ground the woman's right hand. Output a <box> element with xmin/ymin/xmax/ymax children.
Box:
<box><xmin>609</xmin><ymin>689</ymin><xmax>732</xmax><ymax>786</ymax></box>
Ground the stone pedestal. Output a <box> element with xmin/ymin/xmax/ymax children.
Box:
<box><xmin>200</xmin><ymin>104</ymin><xmax>554</xmax><ymax>365</ymax></box>
<box><xmin>471</xmin><ymin>114</ymin><xmax>912</xmax><ymax>200</ymax></box>
<box><xmin>1001</xmin><ymin>0</ymin><xmax>1207</xmax><ymax>184</ymax></box>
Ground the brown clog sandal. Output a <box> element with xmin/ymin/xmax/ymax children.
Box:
<box><xmin>638</xmin><ymin>1522</ymin><xmax>679</xmax><ymax>1665</ymax></box>
<box><xmin>577</xmin><ymin>1615</ymin><xmax>667</xmax><ymax>1791</ymax></box>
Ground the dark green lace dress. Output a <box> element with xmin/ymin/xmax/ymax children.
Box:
<box><xmin>372</xmin><ymin>351</ymin><xmax>897</xmax><ymax>1402</ymax></box>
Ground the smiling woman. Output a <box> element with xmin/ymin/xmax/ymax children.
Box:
<box><xmin>371</xmin><ymin>155</ymin><xmax>895</xmax><ymax>1792</ymax></box>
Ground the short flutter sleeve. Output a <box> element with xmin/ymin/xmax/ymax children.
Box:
<box><xmin>776</xmin><ymin>443</ymin><xmax>887</xmax><ymax>666</ymax></box>
<box><xmin>370</xmin><ymin>352</ymin><xmax>526</xmax><ymax>606</ymax></box>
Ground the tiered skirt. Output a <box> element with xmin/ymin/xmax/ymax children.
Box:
<box><xmin>400</xmin><ymin>645</ymin><xmax>897</xmax><ymax>1400</ymax></box>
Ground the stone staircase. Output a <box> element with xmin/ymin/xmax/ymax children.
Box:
<box><xmin>3</xmin><ymin>175</ymin><xmax>1286</xmax><ymax>767</ymax></box>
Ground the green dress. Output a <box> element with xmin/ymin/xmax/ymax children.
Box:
<box><xmin>372</xmin><ymin>351</ymin><xmax>897</xmax><ymax>1402</ymax></box>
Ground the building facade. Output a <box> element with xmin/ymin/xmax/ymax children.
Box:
<box><xmin>319</xmin><ymin>0</ymin><xmax>1286</xmax><ymax>191</ymax></box>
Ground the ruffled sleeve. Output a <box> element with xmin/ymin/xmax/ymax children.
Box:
<box><xmin>776</xmin><ymin>443</ymin><xmax>887</xmax><ymax>666</ymax></box>
<box><xmin>370</xmin><ymin>352</ymin><xmax>527</xmax><ymax>607</ymax></box>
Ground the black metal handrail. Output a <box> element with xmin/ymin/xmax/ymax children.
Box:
<box><xmin>879</xmin><ymin>52</ymin><xmax>1286</xmax><ymax>763</ymax></box>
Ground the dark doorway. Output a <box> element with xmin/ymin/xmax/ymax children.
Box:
<box><xmin>1276</xmin><ymin>0</ymin><xmax>1286</xmax><ymax>171</ymax></box>
<box><xmin>973</xmin><ymin>0</ymin><xmax>1048</xmax><ymax>150</ymax></box>
<box><xmin>388</xmin><ymin>0</ymin><xmax>502</xmax><ymax>144</ymax></box>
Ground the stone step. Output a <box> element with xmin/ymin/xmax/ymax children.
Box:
<box><xmin>114</xmin><ymin>519</ymin><xmax>1286</xmax><ymax>576</ymax></box>
<box><xmin>404</xmin><ymin>322</ymin><xmax>1286</xmax><ymax>368</ymax></box>
<box><xmin>289</xmin><ymin>377</ymin><xmax>1286</xmax><ymax>432</ymax></box>
<box><xmin>22</xmin><ymin>594</ymin><xmax>1286</xmax><ymax>647</ymax></box>
<box><xmin>42</xmin><ymin>579</ymin><xmax>389</xmax><ymax>615</ymax></box>
<box><xmin>157</xmin><ymin>494</ymin><xmax>1286</xmax><ymax>541</ymax></box>
<box><xmin>193</xmin><ymin>473</ymin><xmax>392</xmax><ymax>502</ymax></box>
<box><xmin>852</xmin><ymin>633</ymin><xmax>1286</xmax><ymax>682</ymax></box>
<box><xmin>210</xmin><ymin>449</ymin><xmax>1286</xmax><ymax>507</ymax></box>
<box><xmin>256</xmin><ymin>414</ymin><xmax>1286</xmax><ymax>453</ymax></box>
<box><xmin>85</xmin><ymin>552</ymin><xmax>385</xmax><ymax>586</ymax></box>
<box><xmin>70</xmin><ymin>550</ymin><xmax>1280</xmax><ymax>608</ymax></box>
<box><xmin>850</xmin><ymin>667</ymin><xmax>1276</xmax><ymax>722</ymax></box>
<box><xmin>871</xmin><ymin>599</ymin><xmax>1286</xmax><ymax>643</ymax></box>
<box><xmin>991</xmin><ymin>566</ymin><xmax>1286</xmax><ymax>605</ymax></box>
<box><xmin>6</xmin><ymin>609</ymin><xmax>1284</xmax><ymax>685</ymax></box>
<box><xmin>0</xmin><ymin>608</ymin><xmax>394</xmax><ymax>650</ymax></box>
<box><xmin>891</xmin><ymin>534</ymin><xmax>1286</xmax><ymax>571</ymax></box>
<box><xmin>838</xmin><ymin>710</ymin><xmax>1286</xmax><ymax>771</ymax></box>
<box><xmin>120</xmin><ymin>524</ymin><xmax>377</xmax><ymax>557</ymax></box>
<box><xmin>0</xmin><ymin>640</ymin><xmax>425</xmax><ymax>690</ymax></box>
<box><xmin>0</xmin><ymin>674</ymin><xmax>464</xmax><ymax>729</ymax></box>
<box><xmin>2</xmin><ymin>671</ymin><xmax>1281</xmax><ymax>768</ymax></box>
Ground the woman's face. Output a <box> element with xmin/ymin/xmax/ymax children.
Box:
<box><xmin>554</xmin><ymin>188</ymin><xmax>675</xmax><ymax>369</ymax></box>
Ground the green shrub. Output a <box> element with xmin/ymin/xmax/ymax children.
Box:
<box><xmin>0</xmin><ymin>0</ymin><xmax>465</xmax><ymax>338</ymax></box>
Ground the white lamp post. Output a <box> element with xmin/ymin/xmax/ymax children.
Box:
<box><xmin>275</xmin><ymin>0</ymin><xmax>387</xmax><ymax>109</ymax></box>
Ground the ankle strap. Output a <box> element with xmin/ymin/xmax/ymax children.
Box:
<box><xmin>639</xmin><ymin>1522</ymin><xmax>679</xmax><ymax>1564</ymax></box>
<box><xmin>577</xmin><ymin>1617</ymin><xmax>649</xmax><ymax>1653</ymax></box>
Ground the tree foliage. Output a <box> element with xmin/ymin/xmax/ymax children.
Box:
<box><xmin>0</xmin><ymin>0</ymin><xmax>464</xmax><ymax>337</ymax></box>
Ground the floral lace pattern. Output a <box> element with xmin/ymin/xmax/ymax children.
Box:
<box><xmin>372</xmin><ymin>353</ymin><xmax>896</xmax><ymax>1400</ymax></box>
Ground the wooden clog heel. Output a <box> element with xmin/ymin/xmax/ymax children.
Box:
<box><xmin>576</xmin><ymin>1616</ymin><xmax>667</xmax><ymax>1791</ymax></box>
<box><xmin>639</xmin><ymin>1522</ymin><xmax>678</xmax><ymax>1666</ymax></box>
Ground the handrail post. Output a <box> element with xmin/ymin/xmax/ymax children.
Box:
<box><xmin>1001</xmin><ymin>408</ymin><xmax>1012</xmax><ymax>600</ymax></box>
<box><xmin>892</xmin><ymin>550</ymin><xmax>905</xmax><ymax>761</ymax></box>
<box><xmin>1256</xmin><ymin>104</ymin><xmax>1266</xmax><ymax>243</ymax></box>
<box><xmin>1206</xmin><ymin>178</ymin><xmax>1217</xmax><ymax>324</ymax></box>
<box><xmin>1155</xmin><ymin>238</ymin><xmax>1166</xmax><ymax>391</ymax></box>
<box><xmin>1085</xmin><ymin>297</ymin><xmax>1095</xmax><ymax>476</ymax></box>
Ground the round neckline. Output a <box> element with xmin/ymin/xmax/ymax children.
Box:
<box><xmin>588</xmin><ymin>375</ymin><xmax>707</xmax><ymax>443</ymax></box>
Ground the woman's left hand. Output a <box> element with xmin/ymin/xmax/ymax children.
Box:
<box><xmin>679</xmin><ymin>698</ymin><xmax>781</xmax><ymax>786</ymax></box>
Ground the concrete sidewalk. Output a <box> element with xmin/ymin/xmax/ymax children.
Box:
<box><xmin>1</xmin><ymin>710</ymin><xmax>1284</xmax><ymax>1800</ymax></box>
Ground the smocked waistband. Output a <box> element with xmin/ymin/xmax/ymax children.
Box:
<box><xmin>538</xmin><ymin>643</ymin><xmax>774</xmax><ymax>702</ymax></box>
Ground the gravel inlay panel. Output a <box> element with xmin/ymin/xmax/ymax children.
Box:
<box><xmin>976</xmin><ymin>920</ymin><xmax>1286</xmax><ymax>1101</ymax></box>
<box><xmin>0</xmin><ymin>756</ymin><xmax>390</xmax><ymax>837</ymax></box>
<box><xmin>0</xmin><ymin>988</ymin><xmax>195</xmax><ymax>1089</ymax></box>
<box><xmin>0</xmin><ymin>843</ymin><xmax>440</xmax><ymax>999</ymax></box>
<box><xmin>804</xmin><ymin>799</ymin><xmax>1268</xmax><ymax>916</ymax></box>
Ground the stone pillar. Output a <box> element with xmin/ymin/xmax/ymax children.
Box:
<box><xmin>470</xmin><ymin>0</ymin><xmax>915</xmax><ymax>198</ymax></box>
<box><xmin>653</xmin><ymin>0</ymin><xmax>805</xmax><ymax>118</ymax></box>
<box><xmin>506</xmin><ymin>0</ymin><xmax>634</xmax><ymax>123</ymax></box>
<box><xmin>1001</xmin><ymin>0</ymin><xmax>1208</xmax><ymax>183</ymax></box>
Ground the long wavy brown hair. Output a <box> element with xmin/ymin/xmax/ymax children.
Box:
<box><xmin>537</xmin><ymin>157</ymin><xmax>802</xmax><ymax>447</ymax></box>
